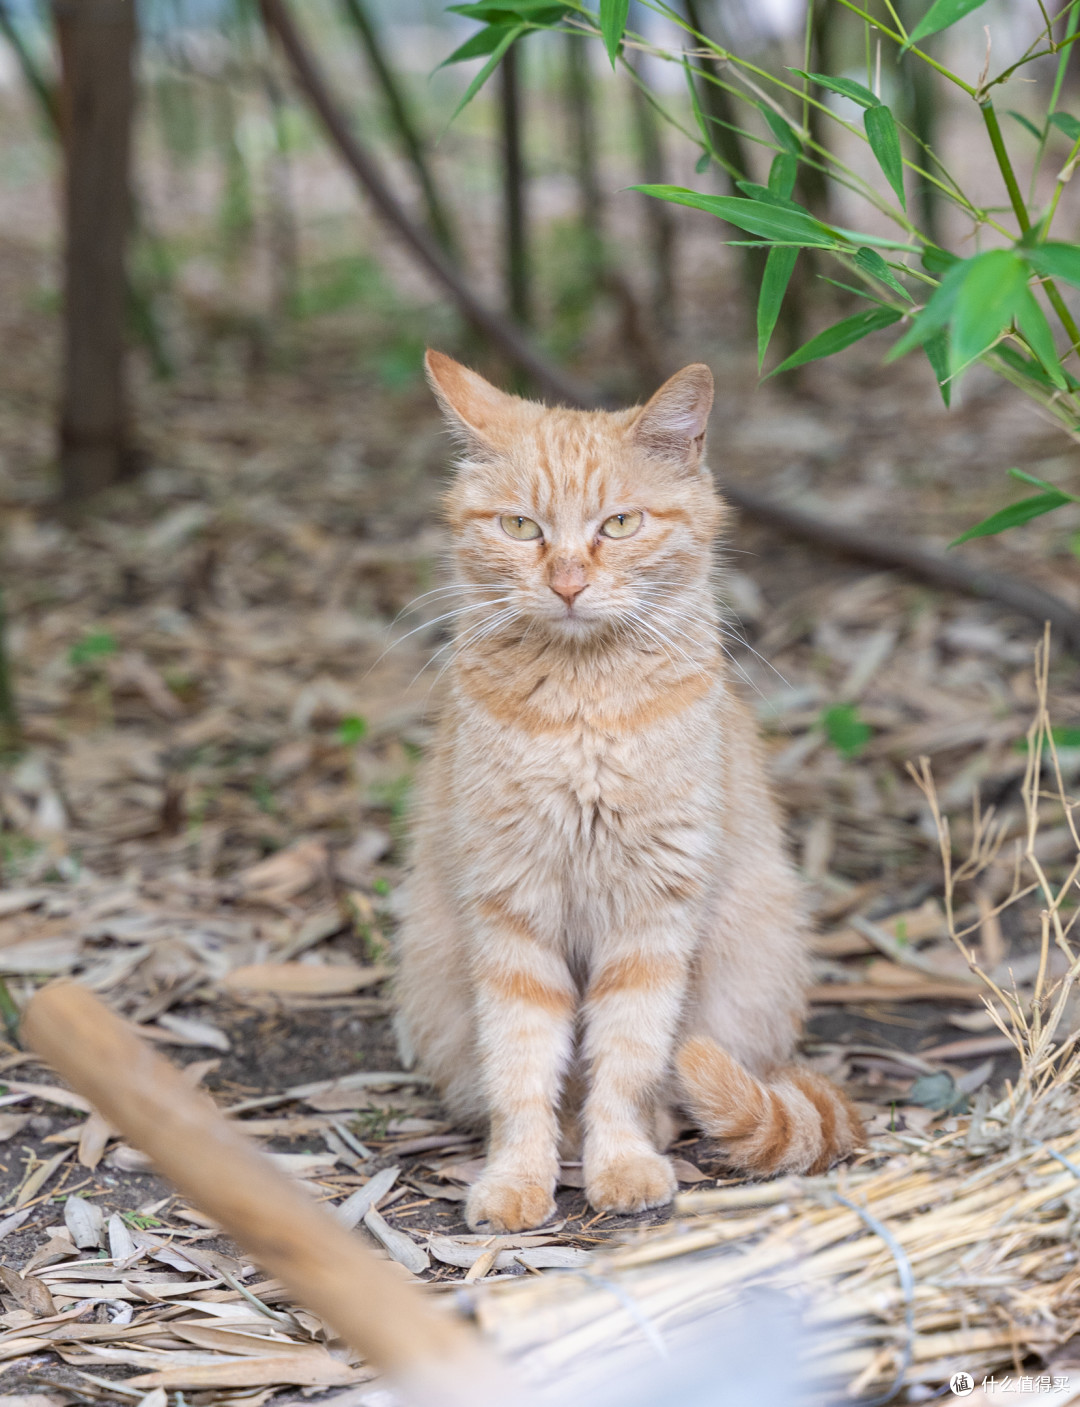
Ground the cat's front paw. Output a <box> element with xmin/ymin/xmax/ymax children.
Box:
<box><xmin>586</xmin><ymin>1151</ymin><xmax>676</xmax><ymax>1215</ymax></box>
<box><xmin>466</xmin><ymin>1174</ymin><xmax>556</xmax><ymax>1232</ymax></box>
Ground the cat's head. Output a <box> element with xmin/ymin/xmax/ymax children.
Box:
<box><xmin>426</xmin><ymin>351</ymin><xmax>723</xmax><ymax>641</ymax></box>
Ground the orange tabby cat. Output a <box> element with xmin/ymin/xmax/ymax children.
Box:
<box><xmin>394</xmin><ymin>351</ymin><xmax>862</xmax><ymax>1233</ymax></box>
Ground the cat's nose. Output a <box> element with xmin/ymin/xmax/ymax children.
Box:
<box><xmin>549</xmin><ymin>561</ymin><xmax>589</xmax><ymax>607</ymax></box>
<box><xmin>551</xmin><ymin>580</ymin><xmax>588</xmax><ymax>606</ymax></box>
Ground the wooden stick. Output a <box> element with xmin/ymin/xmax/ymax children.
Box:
<box><xmin>21</xmin><ymin>981</ymin><xmax>517</xmax><ymax>1407</ymax></box>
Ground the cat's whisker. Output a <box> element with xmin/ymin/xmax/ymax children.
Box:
<box><xmin>414</xmin><ymin>605</ymin><xmax>524</xmax><ymax>692</ymax></box>
<box><xmin>367</xmin><ymin>597</ymin><xmax>518</xmax><ymax>677</ymax></box>
<box><xmin>717</xmin><ymin>623</ymin><xmax>791</xmax><ymax>689</ymax></box>
<box><xmin>623</xmin><ymin>610</ymin><xmax>708</xmax><ymax>678</ymax></box>
<box><xmin>388</xmin><ymin>583</ymin><xmax>511</xmax><ymax>629</ymax></box>
<box><xmin>425</xmin><ymin>610</ymin><xmax>526</xmax><ymax>696</ymax></box>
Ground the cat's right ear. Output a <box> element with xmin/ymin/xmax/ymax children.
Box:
<box><xmin>424</xmin><ymin>350</ymin><xmax>518</xmax><ymax>455</ymax></box>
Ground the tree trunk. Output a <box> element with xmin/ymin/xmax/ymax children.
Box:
<box><xmin>500</xmin><ymin>42</ymin><xmax>530</xmax><ymax>329</ymax></box>
<box><xmin>54</xmin><ymin>0</ymin><xmax>137</xmax><ymax>501</ymax></box>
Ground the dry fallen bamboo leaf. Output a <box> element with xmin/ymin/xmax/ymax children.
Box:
<box><xmin>63</xmin><ymin>1197</ymin><xmax>104</xmax><ymax>1251</ymax></box>
<box><xmin>335</xmin><ymin>1167</ymin><xmax>399</xmax><ymax>1230</ymax></box>
<box><xmin>221</xmin><ymin>963</ymin><xmax>391</xmax><ymax>996</ymax></box>
<box><xmin>125</xmin><ymin>1353</ymin><xmax>371</xmax><ymax>1390</ymax></box>
<box><xmin>361</xmin><ymin>1208</ymin><xmax>429</xmax><ymax>1276</ymax></box>
<box><xmin>0</xmin><ymin>1268</ymin><xmax>56</xmax><ymax>1318</ymax></box>
<box><xmin>0</xmin><ymin>1115</ymin><xmax>30</xmax><ymax>1144</ymax></box>
<box><xmin>77</xmin><ymin>1112</ymin><xmax>112</xmax><ymax>1170</ymax></box>
<box><xmin>16</xmin><ymin>1148</ymin><xmax>73</xmax><ymax>1207</ymax></box>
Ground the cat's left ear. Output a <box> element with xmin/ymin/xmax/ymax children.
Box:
<box><xmin>630</xmin><ymin>363</ymin><xmax>714</xmax><ymax>470</ymax></box>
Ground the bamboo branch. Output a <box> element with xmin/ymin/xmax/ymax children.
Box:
<box><xmin>259</xmin><ymin>0</ymin><xmax>590</xmax><ymax>407</ymax></box>
<box><xmin>720</xmin><ymin>480</ymin><xmax>1080</xmax><ymax>653</ymax></box>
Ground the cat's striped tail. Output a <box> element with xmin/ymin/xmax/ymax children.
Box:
<box><xmin>676</xmin><ymin>1037</ymin><xmax>863</xmax><ymax>1176</ymax></box>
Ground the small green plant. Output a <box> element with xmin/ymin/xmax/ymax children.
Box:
<box><xmin>250</xmin><ymin>777</ymin><xmax>277</xmax><ymax>814</ymax></box>
<box><xmin>68</xmin><ymin>631</ymin><xmax>118</xmax><ymax>669</ymax></box>
<box><xmin>122</xmin><ymin>1211</ymin><xmax>163</xmax><ymax>1229</ymax></box>
<box><xmin>372</xmin><ymin>875</ymin><xmax>391</xmax><ymax>897</ymax></box>
<box><xmin>442</xmin><ymin>1</ymin><xmax>1080</xmax><ymax>542</ymax></box>
<box><xmin>337</xmin><ymin>714</ymin><xmax>368</xmax><ymax>746</ymax></box>
<box><xmin>822</xmin><ymin>701</ymin><xmax>873</xmax><ymax>758</ymax></box>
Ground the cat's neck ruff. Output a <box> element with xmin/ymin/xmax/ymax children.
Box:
<box><xmin>447</xmin><ymin>588</ymin><xmax>724</xmax><ymax>736</ymax></box>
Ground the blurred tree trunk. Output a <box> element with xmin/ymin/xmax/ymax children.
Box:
<box><xmin>628</xmin><ymin>62</ymin><xmax>677</xmax><ymax>336</ymax></box>
<box><xmin>565</xmin><ymin>32</ymin><xmax>602</xmax><ymax>270</ymax></box>
<box><xmin>0</xmin><ymin>589</ymin><xmax>19</xmax><ymax>757</ymax></box>
<box><xmin>339</xmin><ymin>0</ymin><xmax>458</xmax><ymax>256</ymax></box>
<box><xmin>501</xmin><ymin>43</ymin><xmax>531</xmax><ymax>329</ymax></box>
<box><xmin>898</xmin><ymin>0</ymin><xmax>941</xmax><ymax>246</ymax></box>
<box><xmin>54</xmin><ymin>0</ymin><xmax>137</xmax><ymax>501</ymax></box>
<box><xmin>802</xmin><ymin>0</ymin><xmax>835</xmax><ymax>219</ymax></box>
<box><xmin>682</xmin><ymin>1</ymin><xmax>765</xmax><ymax>323</ymax></box>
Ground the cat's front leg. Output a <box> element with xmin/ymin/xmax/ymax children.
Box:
<box><xmin>582</xmin><ymin>931</ymin><xmax>691</xmax><ymax>1215</ymax></box>
<box><xmin>466</xmin><ymin>904</ymin><xmax>576</xmax><ymax>1233</ymax></box>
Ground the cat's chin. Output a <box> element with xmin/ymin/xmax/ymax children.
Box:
<box><xmin>545</xmin><ymin>610</ymin><xmax>601</xmax><ymax>640</ymax></box>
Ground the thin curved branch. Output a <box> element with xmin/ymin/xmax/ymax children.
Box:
<box><xmin>259</xmin><ymin>0</ymin><xmax>592</xmax><ymax>408</ymax></box>
<box><xmin>720</xmin><ymin>480</ymin><xmax>1080</xmax><ymax>654</ymax></box>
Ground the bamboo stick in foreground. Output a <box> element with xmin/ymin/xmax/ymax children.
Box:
<box><xmin>21</xmin><ymin>980</ymin><xmax>517</xmax><ymax>1407</ymax></box>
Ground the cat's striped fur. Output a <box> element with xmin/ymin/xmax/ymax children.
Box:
<box><xmin>393</xmin><ymin>352</ymin><xmax>862</xmax><ymax>1232</ymax></box>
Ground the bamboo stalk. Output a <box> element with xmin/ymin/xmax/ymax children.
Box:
<box><xmin>21</xmin><ymin>981</ymin><xmax>518</xmax><ymax>1407</ymax></box>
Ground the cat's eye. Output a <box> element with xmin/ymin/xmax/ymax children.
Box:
<box><xmin>600</xmin><ymin>511</ymin><xmax>643</xmax><ymax>540</ymax></box>
<box><xmin>500</xmin><ymin>515</ymin><xmax>542</xmax><ymax>541</ymax></box>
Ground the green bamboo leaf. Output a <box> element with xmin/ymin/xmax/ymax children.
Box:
<box><xmin>921</xmin><ymin>245</ymin><xmax>960</xmax><ymax>274</ymax></box>
<box><xmin>817</xmin><ymin>277</ymin><xmax>891</xmax><ymax>304</ymax></box>
<box><xmin>887</xmin><ymin>258</ymin><xmax>971</xmax><ymax>360</ymax></box>
<box><xmin>632</xmin><ymin>186</ymin><xmax>840</xmax><ymax>247</ymax></box>
<box><xmin>905</xmin><ymin>0</ymin><xmax>990</xmax><ymax>49</ymax></box>
<box><xmin>1049</xmin><ymin>110</ymin><xmax>1080</xmax><ymax>140</ymax></box>
<box><xmin>863</xmin><ymin>103</ymin><xmax>906</xmax><ymax>210</ymax></box>
<box><xmin>600</xmin><ymin>0</ymin><xmax>629</xmax><ymax>67</ymax></box>
<box><xmin>950</xmin><ymin>491</ymin><xmax>1074</xmax><ymax>545</ymax></box>
<box><xmin>684</xmin><ymin>59</ymin><xmax>713</xmax><ymax>154</ymax></box>
<box><xmin>767</xmin><ymin>305</ymin><xmax>903</xmax><ymax>377</ymax></box>
<box><xmin>1024</xmin><ymin>242</ymin><xmax>1080</xmax><ymax>290</ymax></box>
<box><xmin>923</xmin><ymin>329</ymin><xmax>951</xmax><ymax>406</ymax></box>
<box><xmin>736</xmin><ymin>180</ymin><xmax>804</xmax><ymax>211</ymax></box>
<box><xmin>446</xmin><ymin>24</ymin><xmax>524</xmax><ymax>119</ymax></box>
<box><xmin>950</xmin><ymin>249</ymin><xmax>1029</xmax><ymax>375</ymax></box>
<box><xmin>995</xmin><ymin>342</ymin><xmax>1080</xmax><ymax>394</ymax></box>
<box><xmin>438</xmin><ymin>23</ymin><xmax>514</xmax><ymax>68</ymax></box>
<box><xmin>448</xmin><ymin>0</ymin><xmax>567</xmax><ymax>17</ymax></box>
<box><xmin>1014</xmin><ymin>287</ymin><xmax>1067</xmax><ymax>389</ymax></box>
<box><xmin>759</xmin><ymin>104</ymin><xmax>801</xmax><ymax>155</ymax></box>
<box><xmin>854</xmin><ymin>247</ymin><xmax>912</xmax><ymax>302</ymax></box>
<box><xmin>791</xmin><ymin>69</ymin><xmax>878</xmax><ymax>110</ymax></box>
<box><xmin>768</xmin><ymin>152</ymin><xmax>798</xmax><ymax>199</ymax></box>
<box><xmin>757</xmin><ymin>246</ymin><xmax>799</xmax><ymax>370</ymax></box>
<box><xmin>1008</xmin><ymin>110</ymin><xmax>1043</xmax><ymax>141</ymax></box>
<box><xmin>1009</xmin><ymin>466</ymin><xmax>1080</xmax><ymax>496</ymax></box>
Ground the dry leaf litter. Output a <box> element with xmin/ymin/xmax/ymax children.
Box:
<box><xmin>3</xmin><ymin>150</ymin><xmax>1080</xmax><ymax>1402</ymax></box>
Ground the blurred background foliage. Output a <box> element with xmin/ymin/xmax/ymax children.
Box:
<box><xmin>2</xmin><ymin>1</ymin><xmax>1078</xmax><ymax>430</ymax></box>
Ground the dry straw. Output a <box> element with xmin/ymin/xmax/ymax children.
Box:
<box><xmin>467</xmin><ymin>628</ymin><xmax>1080</xmax><ymax>1403</ymax></box>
